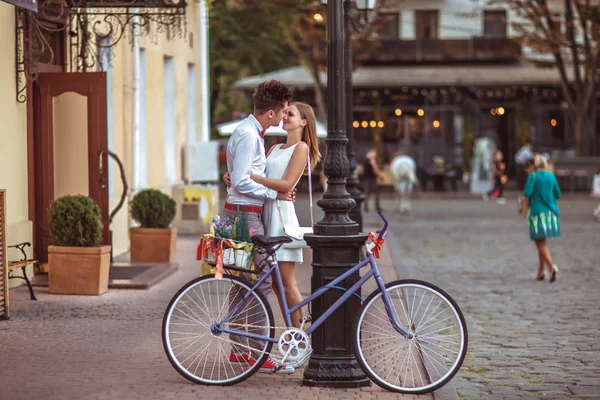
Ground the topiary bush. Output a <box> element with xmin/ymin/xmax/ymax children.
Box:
<box><xmin>49</xmin><ymin>195</ymin><xmax>103</xmax><ymax>247</ymax></box>
<box><xmin>130</xmin><ymin>189</ymin><xmax>177</xmax><ymax>229</ymax></box>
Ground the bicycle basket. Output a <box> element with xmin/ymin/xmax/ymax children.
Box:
<box><xmin>198</xmin><ymin>234</ymin><xmax>254</xmax><ymax>273</ymax></box>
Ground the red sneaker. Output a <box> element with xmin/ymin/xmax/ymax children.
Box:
<box><xmin>250</xmin><ymin>356</ymin><xmax>295</xmax><ymax>374</ymax></box>
<box><xmin>229</xmin><ymin>351</ymin><xmax>251</xmax><ymax>363</ymax></box>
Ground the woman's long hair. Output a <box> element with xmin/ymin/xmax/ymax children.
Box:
<box><xmin>290</xmin><ymin>101</ymin><xmax>321</xmax><ymax>172</ymax></box>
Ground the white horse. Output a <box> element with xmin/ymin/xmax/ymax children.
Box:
<box><xmin>390</xmin><ymin>155</ymin><xmax>417</xmax><ymax>214</ymax></box>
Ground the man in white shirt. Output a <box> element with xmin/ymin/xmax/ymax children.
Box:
<box><xmin>515</xmin><ymin>138</ymin><xmax>534</xmax><ymax>189</ymax></box>
<box><xmin>225</xmin><ymin>80</ymin><xmax>296</xmax><ymax>373</ymax></box>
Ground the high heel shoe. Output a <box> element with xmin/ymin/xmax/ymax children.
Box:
<box><xmin>536</xmin><ymin>272</ymin><xmax>545</xmax><ymax>281</ymax></box>
<box><xmin>549</xmin><ymin>265</ymin><xmax>558</xmax><ymax>283</ymax></box>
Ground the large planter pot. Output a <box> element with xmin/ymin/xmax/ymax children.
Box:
<box><xmin>130</xmin><ymin>227</ymin><xmax>177</xmax><ymax>263</ymax></box>
<box><xmin>48</xmin><ymin>245</ymin><xmax>111</xmax><ymax>295</ymax></box>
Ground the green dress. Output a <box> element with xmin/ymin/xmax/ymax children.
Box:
<box><xmin>524</xmin><ymin>171</ymin><xmax>561</xmax><ymax>240</ymax></box>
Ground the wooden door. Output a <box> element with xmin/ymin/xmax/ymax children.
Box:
<box><xmin>33</xmin><ymin>72</ymin><xmax>109</xmax><ymax>262</ymax></box>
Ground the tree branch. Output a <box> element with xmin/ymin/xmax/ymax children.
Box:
<box><xmin>565</xmin><ymin>0</ymin><xmax>583</xmax><ymax>91</ymax></box>
<box><xmin>519</xmin><ymin>0</ymin><xmax>577</xmax><ymax>109</ymax></box>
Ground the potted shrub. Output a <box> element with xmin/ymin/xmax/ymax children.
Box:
<box><xmin>129</xmin><ymin>189</ymin><xmax>177</xmax><ymax>263</ymax></box>
<box><xmin>48</xmin><ymin>195</ymin><xmax>111</xmax><ymax>295</ymax></box>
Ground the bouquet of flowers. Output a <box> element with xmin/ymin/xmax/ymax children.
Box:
<box><xmin>198</xmin><ymin>214</ymin><xmax>256</xmax><ymax>278</ymax></box>
<box><xmin>211</xmin><ymin>215</ymin><xmax>234</xmax><ymax>239</ymax></box>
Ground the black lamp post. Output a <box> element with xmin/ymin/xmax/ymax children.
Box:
<box><xmin>301</xmin><ymin>0</ymin><xmax>375</xmax><ymax>389</ymax></box>
<box><xmin>345</xmin><ymin>1</ymin><xmax>375</xmax><ymax>233</ymax></box>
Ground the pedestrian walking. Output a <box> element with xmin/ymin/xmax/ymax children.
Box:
<box><xmin>483</xmin><ymin>150</ymin><xmax>507</xmax><ymax>204</ymax></box>
<box><xmin>362</xmin><ymin>148</ymin><xmax>383</xmax><ymax>213</ymax></box>
<box><xmin>520</xmin><ymin>154</ymin><xmax>561</xmax><ymax>282</ymax></box>
<box><xmin>514</xmin><ymin>138</ymin><xmax>534</xmax><ymax>189</ymax></box>
<box><xmin>591</xmin><ymin>166</ymin><xmax>600</xmax><ymax>222</ymax></box>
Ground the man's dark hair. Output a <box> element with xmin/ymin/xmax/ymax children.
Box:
<box><xmin>252</xmin><ymin>80</ymin><xmax>293</xmax><ymax>114</ymax></box>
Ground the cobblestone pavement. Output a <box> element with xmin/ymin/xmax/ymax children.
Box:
<box><xmin>3</xmin><ymin>193</ymin><xmax>597</xmax><ymax>400</ymax></box>
<box><xmin>367</xmin><ymin>195</ymin><xmax>600</xmax><ymax>400</ymax></box>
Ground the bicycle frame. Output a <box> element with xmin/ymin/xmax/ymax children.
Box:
<box><xmin>217</xmin><ymin>250</ymin><xmax>411</xmax><ymax>344</ymax></box>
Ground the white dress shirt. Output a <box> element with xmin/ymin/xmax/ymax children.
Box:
<box><xmin>515</xmin><ymin>145</ymin><xmax>533</xmax><ymax>165</ymax></box>
<box><xmin>226</xmin><ymin>114</ymin><xmax>277</xmax><ymax>206</ymax></box>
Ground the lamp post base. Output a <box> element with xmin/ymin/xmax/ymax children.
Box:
<box><xmin>302</xmin><ymin>354</ymin><xmax>371</xmax><ymax>388</ymax></box>
<box><xmin>302</xmin><ymin>233</ymin><xmax>369</xmax><ymax>388</ymax></box>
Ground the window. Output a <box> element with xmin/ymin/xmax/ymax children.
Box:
<box><xmin>549</xmin><ymin>14</ymin><xmax>563</xmax><ymax>43</ymax></box>
<box><xmin>415</xmin><ymin>10</ymin><xmax>439</xmax><ymax>39</ymax></box>
<box><xmin>139</xmin><ymin>49</ymin><xmax>148</xmax><ymax>189</ymax></box>
<box><xmin>187</xmin><ymin>64</ymin><xmax>197</xmax><ymax>144</ymax></box>
<box><xmin>483</xmin><ymin>9</ymin><xmax>507</xmax><ymax>38</ymax></box>
<box><xmin>164</xmin><ymin>56</ymin><xmax>177</xmax><ymax>184</ymax></box>
<box><xmin>378</xmin><ymin>13</ymin><xmax>400</xmax><ymax>40</ymax></box>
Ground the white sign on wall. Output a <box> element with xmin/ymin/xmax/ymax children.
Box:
<box><xmin>186</xmin><ymin>141</ymin><xmax>219</xmax><ymax>183</ymax></box>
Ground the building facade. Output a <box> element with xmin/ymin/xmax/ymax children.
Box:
<box><xmin>0</xmin><ymin>0</ymin><xmax>208</xmax><ymax>287</ymax></box>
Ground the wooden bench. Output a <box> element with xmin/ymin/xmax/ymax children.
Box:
<box><xmin>7</xmin><ymin>242</ymin><xmax>39</xmax><ymax>301</ymax></box>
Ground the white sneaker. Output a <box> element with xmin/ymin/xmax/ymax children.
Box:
<box><xmin>496</xmin><ymin>198</ymin><xmax>506</xmax><ymax>205</ymax></box>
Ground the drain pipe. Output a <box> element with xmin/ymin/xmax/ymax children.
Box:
<box><xmin>198</xmin><ymin>0</ymin><xmax>211</xmax><ymax>142</ymax></box>
<box><xmin>132</xmin><ymin>10</ymin><xmax>141</xmax><ymax>191</ymax></box>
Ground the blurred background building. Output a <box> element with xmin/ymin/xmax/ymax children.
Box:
<box><xmin>231</xmin><ymin>0</ymin><xmax>600</xmax><ymax>188</ymax></box>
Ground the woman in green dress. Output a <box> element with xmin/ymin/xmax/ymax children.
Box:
<box><xmin>521</xmin><ymin>154</ymin><xmax>561</xmax><ymax>282</ymax></box>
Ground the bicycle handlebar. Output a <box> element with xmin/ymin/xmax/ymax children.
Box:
<box><xmin>377</xmin><ymin>211</ymin><xmax>389</xmax><ymax>240</ymax></box>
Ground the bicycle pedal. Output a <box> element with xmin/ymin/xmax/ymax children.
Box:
<box><xmin>289</xmin><ymin>348</ymin><xmax>313</xmax><ymax>369</ymax></box>
<box><xmin>299</xmin><ymin>316</ymin><xmax>312</xmax><ymax>331</ymax></box>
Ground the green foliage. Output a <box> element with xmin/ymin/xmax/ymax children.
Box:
<box><xmin>130</xmin><ymin>189</ymin><xmax>176</xmax><ymax>229</ymax></box>
<box><xmin>209</xmin><ymin>0</ymin><xmax>310</xmax><ymax>121</ymax></box>
<box><xmin>48</xmin><ymin>195</ymin><xmax>103</xmax><ymax>247</ymax></box>
<box><xmin>234</xmin><ymin>214</ymin><xmax>250</xmax><ymax>243</ymax></box>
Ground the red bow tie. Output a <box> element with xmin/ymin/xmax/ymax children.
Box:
<box><xmin>260</xmin><ymin>129</ymin><xmax>266</xmax><ymax>139</ymax></box>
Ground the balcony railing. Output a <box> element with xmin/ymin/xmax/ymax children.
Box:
<box><xmin>365</xmin><ymin>38</ymin><xmax>522</xmax><ymax>64</ymax></box>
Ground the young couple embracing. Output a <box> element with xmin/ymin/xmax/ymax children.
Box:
<box><xmin>223</xmin><ymin>80</ymin><xmax>321</xmax><ymax>374</ymax></box>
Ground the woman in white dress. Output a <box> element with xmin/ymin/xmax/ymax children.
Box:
<box><xmin>249</xmin><ymin>102</ymin><xmax>321</xmax><ymax>328</ymax></box>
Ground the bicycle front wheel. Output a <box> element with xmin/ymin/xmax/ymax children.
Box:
<box><xmin>355</xmin><ymin>279</ymin><xmax>468</xmax><ymax>394</ymax></box>
<box><xmin>162</xmin><ymin>274</ymin><xmax>275</xmax><ymax>385</ymax></box>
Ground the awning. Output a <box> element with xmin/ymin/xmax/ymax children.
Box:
<box><xmin>232</xmin><ymin>64</ymin><xmax>569</xmax><ymax>90</ymax></box>
<box><xmin>217</xmin><ymin>119</ymin><xmax>327</xmax><ymax>138</ymax></box>
<box><xmin>3</xmin><ymin>0</ymin><xmax>38</xmax><ymax>12</ymax></box>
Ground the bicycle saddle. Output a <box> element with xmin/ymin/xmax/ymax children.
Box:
<box><xmin>251</xmin><ymin>235</ymin><xmax>292</xmax><ymax>249</ymax></box>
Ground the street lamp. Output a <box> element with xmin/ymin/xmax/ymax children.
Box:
<box><xmin>321</xmin><ymin>0</ymin><xmax>377</xmax><ymax>232</ymax></box>
<box><xmin>302</xmin><ymin>0</ymin><xmax>376</xmax><ymax>390</ymax></box>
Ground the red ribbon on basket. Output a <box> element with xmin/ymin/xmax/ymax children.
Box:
<box><xmin>214</xmin><ymin>239</ymin><xmax>225</xmax><ymax>279</ymax></box>
<box><xmin>368</xmin><ymin>231</ymin><xmax>385</xmax><ymax>259</ymax></box>
<box><xmin>197</xmin><ymin>236</ymin><xmax>226</xmax><ymax>279</ymax></box>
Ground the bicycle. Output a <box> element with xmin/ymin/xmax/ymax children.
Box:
<box><xmin>162</xmin><ymin>212</ymin><xmax>468</xmax><ymax>394</ymax></box>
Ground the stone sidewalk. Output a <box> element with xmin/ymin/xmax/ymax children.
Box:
<box><xmin>1</xmin><ymin>197</ymin><xmax>454</xmax><ymax>400</ymax></box>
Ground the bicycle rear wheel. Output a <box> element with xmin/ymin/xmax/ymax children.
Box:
<box><xmin>354</xmin><ymin>279</ymin><xmax>467</xmax><ymax>394</ymax></box>
<box><xmin>162</xmin><ymin>274</ymin><xmax>275</xmax><ymax>385</ymax></box>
